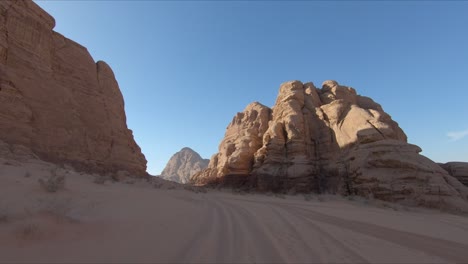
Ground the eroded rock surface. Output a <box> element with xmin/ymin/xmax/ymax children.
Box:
<box><xmin>160</xmin><ymin>147</ymin><xmax>208</xmax><ymax>184</ymax></box>
<box><xmin>0</xmin><ymin>1</ymin><xmax>146</xmax><ymax>175</ymax></box>
<box><xmin>192</xmin><ymin>80</ymin><xmax>468</xmax><ymax>211</ymax></box>
<box><xmin>440</xmin><ymin>162</ymin><xmax>468</xmax><ymax>187</ymax></box>
<box><xmin>191</xmin><ymin>102</ymin><xmax>271</xmax><ymax>186</ymax></box>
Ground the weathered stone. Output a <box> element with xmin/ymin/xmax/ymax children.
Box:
<box><xmin>191</xmin><ymin>102</ymin><xmax>271</xmax><ymax>186</ymax></box>
<box><xmin>192</xmin><ymin>80</ymin><xmax>468</xmax><ymax>210</ymax></box>
<box><xmin>439</xmin><ymin>162</ymin><xmax>468</xmax><ymax>187</ymax></box>
<box><xmin>160</xmin><ymin>147</ymin><xmax>209</xmax><ymax>184</ymax></box>
<box><xmin>0</xmin><ymin>1</ymin><xmax>147</xmax><ymax>176</ymax></box>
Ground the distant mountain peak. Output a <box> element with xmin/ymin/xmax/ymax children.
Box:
<box><xmin>160</xmin><ymin>147</ymin><xmax>209</xmax><ymax>184</ymax></box>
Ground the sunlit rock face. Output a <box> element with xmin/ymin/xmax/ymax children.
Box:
<box><xmin>160</xmin><ymin>147</ymin><xmax>209</xmax><ymax>184</ymax></box>
<box><xmin>191</xmin><ymin>102</ymin><xmax>271</xmax><ymax>186</ymax></box>
<box><xmin>192</xmin><ymin>80</ymin><xmax>468</xmax><ymax>210</ymax></box>
<box><xmin>0</xmin><ymin>1</ymin><xmax>147</xmax><ymax>176</ymax></box>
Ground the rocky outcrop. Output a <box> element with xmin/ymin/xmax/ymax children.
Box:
<box><xmin>191</xmin><ymin>102</ymin><xmax>271</xmax><ymax>186</ymax></box>
<box><xmin>439</xmin><ymin>162</ymin><xmax>468</xmax><ymax>187</ymax></box>
<box><xmin>160</xmin><ymin>147</ymin><xmax>208</xmax><ymax>184</ymax></box>
<box><xmin>0</xmin><ymin>1</ymin><xmax>147</xmax><ymax>176</ymax></box>
<box><xmin>192</xmin><ymin>80</ymin><xmax>468</xmax><ymax>211</ymax></box>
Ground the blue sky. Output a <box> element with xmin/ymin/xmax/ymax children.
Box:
<box><xmin>35</xmin><ymin>0</ymin><xmax>468</xmax><ymax>175</ymax></box>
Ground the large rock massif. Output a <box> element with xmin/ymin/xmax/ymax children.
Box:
<box><xmin>192</xmin><ymin>80</ymin><xmax>468</xmax><ymax>210</ymax></box>
<box><xmin>160</xmin><ymin>147</ymin><xmax>208</xmax><ymax>184</ymax></box>
<box><xmin>0</xmin><ymin>1</ymin><xmax>147</xmax><ymax>175</ymax></box>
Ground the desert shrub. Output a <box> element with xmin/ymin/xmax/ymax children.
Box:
<box><xmin>38</xmin><ymin>169</ymin><xmax>65</xmax><ymax>193</ymax></box>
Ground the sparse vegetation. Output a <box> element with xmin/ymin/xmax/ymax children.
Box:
<box><xmin>38</xmin><ymin>169</ymin><xmax>65</xmax><ymax>193</ymax></box>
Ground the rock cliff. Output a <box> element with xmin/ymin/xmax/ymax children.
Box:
<box><xmin>0</xmin><ymin>1</ymin><xmax>147</xmax><ymax>175</ymax></box>
<box><xmin>192</xmin><ymin>80</ymin><xmax>468</xmax><ymax>210</ymax></box>
<box><xmin>160</xmin><ymin>147</ymin><xmax>208</xmax><ymax>184</ymax></box>
<box><xmin>439</xmin><ymin>162</ymin><xmax>468</xmax><ymax>187</ymax></box>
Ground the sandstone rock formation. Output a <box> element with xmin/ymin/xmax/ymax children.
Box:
<box><xmin>191</xmin><ymin>102</ymin><xmax>271</xmax><ymax>185</ymax></box>
<box><xmin>192</xmin><ymin>80</ymin><xmax>468</xmax><ymax>210</ymax></box>
<box><xmin>160</xmin><ymin>147</ymin><xmax>209</xmax><ymax>184</ymax></box>
<box><xmin>439</xmin><ymin>162</ymin><xmax>468</xmax><ymax>187</ymax></box>
<box><xmin>0</xmin><ymin>1</ymin><xmax>147</xmax><ymax>175</ymax></box>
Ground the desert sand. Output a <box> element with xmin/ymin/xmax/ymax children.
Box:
<box><xmin>1</xmin><ymin>158</ymin><xmax>468</xmax><ymax>264</ymax></box>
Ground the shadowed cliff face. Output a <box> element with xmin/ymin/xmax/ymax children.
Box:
<box><xmin>0</xmin><ymin>1</ymin><xmax>147</xmax><ymax>176</ymax></box>
<box><xmin>439</xmin><ymin>162</ymin><xmax>468</xmax><ymax>187</ymax></box>
<box><xmin>192</xmin><ymin>80</ymin><xmax>468</xmax><ymax>210</ymax></box>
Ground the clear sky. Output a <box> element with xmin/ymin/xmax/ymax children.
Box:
<box><xmin>35</xmin><ymin>0</ymin><xmax>468</xmax><ymax>175</ymax></box>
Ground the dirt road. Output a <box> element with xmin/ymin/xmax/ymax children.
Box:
<box><xmin>1</xmin><ymin>166</ymin><xmax>468</xmax><ymax>263</ymax></box>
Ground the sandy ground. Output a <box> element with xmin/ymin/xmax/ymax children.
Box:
<box><xmin>1</xmin><ymin>158</ymin><xmax>468</xmax><ymax>263</ymax></box>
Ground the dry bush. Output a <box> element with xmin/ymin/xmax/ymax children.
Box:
<box><xmin>38</xmin><ymin>169</ymin><xmax>65</xmax><ymax>193</ymax></box>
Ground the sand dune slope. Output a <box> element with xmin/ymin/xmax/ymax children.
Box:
<box><xmin>1</xmin><ymin>160</ymin><xmax>468</xmax><ymax>263</ymax></box>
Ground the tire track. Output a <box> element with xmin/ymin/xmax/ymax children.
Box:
<box><xmin>175</xmin><ymin>199</ymin><xmax>223</xmax><ymax>263</ymax></box>
<box><xmin>219</xmin><ymin>199</ymin><xmax>288</xmax><ymax>263</ymax></box>
<box><xmin>288</xmin><ymin>204</ymin><xmax>468</xmax><ymax>263</ymax></box>
<box><xmin>270</xmin><ymin>204</ymin><xmax>369</xmax><ymax>263</ymax></box>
